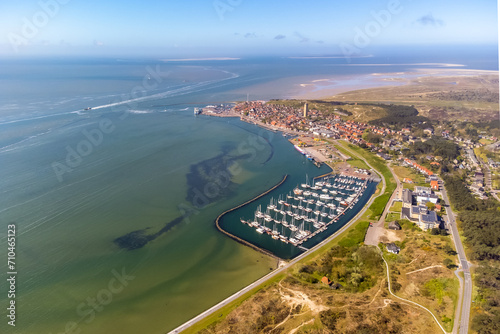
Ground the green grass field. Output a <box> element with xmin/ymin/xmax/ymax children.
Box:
<box><xmin>390</xmin><ymin>201</ymin><xmax>403</xmax><ymax>212</ymax></box>
<box><xmin>347</xmin><ymin>158</ymin><xmax>370</xmax><ymax>170</ymax></box>
<box><xmin>184</xmin><ymin>140</ymin><xmax>396</xmax><ymax>334</ymax></box>
<box><xmin>386</xmin><ymin>212</ymin><xmax>400</xmax><ymax>222</ymax></box>
<box><xmin>334</xmin><ymin>141</ymin><xmax>396</xmax><ymax>220</ymax></box>
<box><xmin>392</xmin><ymin>165</ymin><xmax>427</xmax><ymax>190</ymax></box>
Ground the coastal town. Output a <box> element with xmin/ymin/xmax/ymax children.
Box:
<box><xmin>201</xmin><ymin>100</ymin><xmax>500</xmax><ymax>207</ymax></box>
<box><xmin>189</xmin><ymin>96</ymin><xmax>500</xmax><ymax>334</ymax></box>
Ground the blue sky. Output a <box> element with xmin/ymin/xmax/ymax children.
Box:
<box><xmin>0</xmin><ymin>0</ymin><xmax>497</xmax><ymax>57</ymax></box>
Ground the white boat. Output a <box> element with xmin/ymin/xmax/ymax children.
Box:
<box><xmin>313</xmin><ymin>223</ymin><xmax>321</xmax><ymax>229</ymax></box>
<box><xmin>293</xmin><ymin>187</ymin><xmax>303</xmax><ymax>195</ymax></box>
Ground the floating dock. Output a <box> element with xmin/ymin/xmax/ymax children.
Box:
<box><xmin>240</xmin><ymin>173</ymin><xmax>374</xmax><ymax>248</ymax></box>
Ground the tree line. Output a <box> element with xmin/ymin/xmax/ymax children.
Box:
<box><xmin>443</xmin><ymin>175</ymin><xmax>500</xmax><ymax>333</ymax></box>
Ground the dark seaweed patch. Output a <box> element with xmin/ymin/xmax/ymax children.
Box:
<box><xmin>114</xmin><ymin>216</ymin><xmax>184</xmax><ymax>250</ymax></box>
<box><xmin>185</xmin><ymin>147</ymin><xmax>250</xmax><ymax>208</ymax></box>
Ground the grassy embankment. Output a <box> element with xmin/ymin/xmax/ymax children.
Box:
<box><xmin>181</xmin><ymin>141</ymin><xmax>393</xmax><ymax>334</ymax></box>
<box><xmin>333</xmin><ymin>140</ymin><xmax>397</xmax><ymax>220</ymax></box>
<box><xmin>190</xmin><ymin>141</ymin><xmax>460</xmax><ymax>333</ymax></box>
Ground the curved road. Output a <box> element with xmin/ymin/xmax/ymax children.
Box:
<box><xmin>381</xmin><ymin>252</ymin><xmax>447</xmax><ymax>333</ymax></box>
<box><xmin>169</xmin><ymin>140</ymin><xmax>385</xmax><ymax>334</ymax></box>
<box><xmin>170</xmin><ymin>145</ymin><xmax>472</xmax><ymax>334</ymax></box>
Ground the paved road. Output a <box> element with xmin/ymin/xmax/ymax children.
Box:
<box><xmin>365</xmin><ymin>162</ymin><xmax>401</xmax><ymax>245</ymax></box>
<box><xmin>169</xmin><ymin>161</ymin><xmax>384</xmax><ymax>334</ymax></box>
<box><xmin>438</xmin><ymin>178</ymin><xmax>472</xmax><ymax>334</ymax></box>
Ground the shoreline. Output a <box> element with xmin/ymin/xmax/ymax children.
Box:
<box><xmin>200</xmin><ymin>110</ymin><xmax>304</xmax><ymax>137</ymax></box>
<box><xmin>169</xmin><ymin>140</ymin><xmax>387</xmax><ymax>334</ymax></box>
<box><xmin>293</xmin><ymin>68</ymin><xmax>499</xmax><ymax>100</ymax></box>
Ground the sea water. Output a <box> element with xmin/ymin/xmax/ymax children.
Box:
<box><xmin>0</xmin><ymin>52</ymin><xmax>497</xmax><ymax>333</ymax></box>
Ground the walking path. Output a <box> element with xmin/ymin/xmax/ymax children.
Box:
<box><xmin>169</xmin><ymin>165</ymin><xmax>384</xmax><ymax>334</ymax></box>
<box><xmin>381</xmin><ymin>252</ymin><xmax>448</xmax><ymax>334</ymax></box>
<box><xmin>406</xmin><ymin>265</ymin><xmax>444</xmax><ymax>275</ymax></box>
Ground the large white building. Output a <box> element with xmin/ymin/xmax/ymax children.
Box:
<box><xmin>414</xmin><ymin>186</ymin><xmax>439</xmax><ymax>204</ymax></box>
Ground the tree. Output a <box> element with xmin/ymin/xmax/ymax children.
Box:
<box><xmin>366</xmin><ymin>132</ymin><xmax>383</xmax><ymax>144</ymax></box>
<box><xmin>443</xmin><ymin>258</ymin><xmax>455</xmax><ymax>269</ymax></box>
<box><xmin>426</xmin><ymin>202</ymin><xmax>436</xmax><ymax>211</ymax></box>
<box><xmin>430</xmin><ymin>228</ymin><xmax>440</xmax><ymax>235</ymax></box>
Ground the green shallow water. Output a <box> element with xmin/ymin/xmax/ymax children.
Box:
<box><xmin>0</xmin><ymin>110</ymin><xmax>331</xmax><ymax>334</ymax></box>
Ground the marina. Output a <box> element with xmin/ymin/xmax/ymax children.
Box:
<box><xmin>238</xmin><ymin>173</ymin><xmax>377</xmax><ymax>252</ymax></box>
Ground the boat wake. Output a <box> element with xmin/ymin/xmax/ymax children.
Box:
<box><xmin>89</xmin><ymin>70</ymin><xmax>240</xmax><ymax>112</ymax></box>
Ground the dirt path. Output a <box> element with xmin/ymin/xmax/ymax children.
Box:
<box><xmin>381</xmin><ymin>251</ymin><xmax>448</xmax><ymax>334</ymax></box>
<box><xmin>406</xmin><ymin>265</ymin><xmax>444</xmax><ymax>275</ymax></box>
<box><xmin>288</xmin><ymin>319</ymin><xmax>315</xmax><ymax>334</ymax></box>
<box><xmin>278</xmin><ymin>283</ymin><xmax>328</xmax><ymax>314</ymax></box>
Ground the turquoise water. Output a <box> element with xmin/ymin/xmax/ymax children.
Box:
<box><xmin>0</xmin><ymin>55</ymin><xmax>496</xmax><ymax>333</ymax></box>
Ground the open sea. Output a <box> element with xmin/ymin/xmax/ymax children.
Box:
<box><xmin>0</xmin><ymin>50</ymin><xmax>497</xmax><ymax>333</ymax></box>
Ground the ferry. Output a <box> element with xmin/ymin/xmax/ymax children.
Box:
<box><xmin>294</xmin><ymin>145</ymin><xmax>306</xmax><ymax>155</ymax></box>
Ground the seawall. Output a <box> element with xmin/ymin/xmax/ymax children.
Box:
<box><xmin>215</xmin><ymin>175</ymin><xmax>289</xmax><ymax>261</ymax></box>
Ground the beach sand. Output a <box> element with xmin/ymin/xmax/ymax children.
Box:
<box><xmin>227</xmin><ymin>67</ymin><xmax>498</xmax><ymax>101</ymax></box>
<box><xmin>295</xmin><ymin>68</ymin><xmax>498</xmax><ymax>99</ymax></box>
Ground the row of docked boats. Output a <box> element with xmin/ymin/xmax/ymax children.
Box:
<box><xmin>240</xmin><ymin>174</ymin><xmax>370</xmax><ymax>247</ymax></box>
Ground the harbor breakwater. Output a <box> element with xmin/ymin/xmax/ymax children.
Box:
<box><xmin>215</xmin><ymin>175</ymin><xmax>288</xmax><ymax>261</ymax></box>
